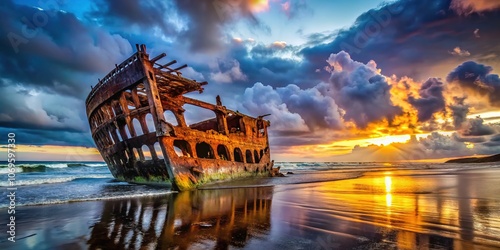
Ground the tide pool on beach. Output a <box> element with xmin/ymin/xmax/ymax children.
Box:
<box><xmin>1</xmin><ymin>162</ymin><xmax>500</xmax><ymax>249</ymax></box>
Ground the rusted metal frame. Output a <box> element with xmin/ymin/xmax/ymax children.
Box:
<box><xmin>174</xmin><ymin>131</ymin><xmax>266</xmax><ymax>164</ymax></box>
<box><xmin>153</xmin><ymin>68</ymin><xmax>206</xmax><ymax>91</ymax></box>
<box><xmin>140</xmin><ymin>53</ymin><xmax>176</xmax><ymax>181</ymax></box>
<box><xmin>86</xmin><ymin>58</ymin><xmax>145</xmax><ymax>119</ymax></box>
<box><xmin>158</xmin><ymin>96</ymin><xmax>188</xmax><ymax>128</ymax></box>
<box><xmin>180</xmin><ymin>96</ymin><xmax>224</xmax><ymax>113</ymax></box>
<box><xmin>150</xmin><ymin>53</ymin><xmax>166</xmax><ymax>64</ymax></box>
<box><xmin>131</xmin><ymin>88</ymin><xmax>141</xmax><ymax>108</ymax></box>
<box><xmin>86</xmin><ymin>52</ymin><xmax>141</xmax><ymax>104</ymax></box>
<box><xmin>108</xmin><ymin>124</ymin><xmax>121</xmax><ymax>146</ymax></box>
<box><xmin>141</xmin><ymin>58</ymin><xmax>171</xmax><ymax>136</ymax></box>
<box><xmin>116</xmin><ymin>133</ymin><xmax>156</xmax><ymax>154</ymax></box>
<box><xmin>173</xmin><ymin>110</ymin><xmax>187</xmax><ymax>127</ymax></box>
<box><xmin>155</xmin><ymin>60</ymin><xmax>176</xmax><ymax>70</ymax></box>
<box><xmin>216</xmin><ymin>112</ymin><xmax>229</xmax><ymax>135</ymax></box>
<box><xmin>148</xmin><ymin>144</ymin><xmax>158</xmax><ymax>160</ymax></box>
<box><xmin>112</xmin><ymin>101</ymin><xmax>130</xmax><ymax>142</ymax></box>
<box><xmin>119</xmin><ymin>91</ymin><xmax>137</xmax><ymax>138</ymax></box>
<box><xmin>166</xmin><ymin>64</ymin><xmax>187</xmax><ymax>73</ymax></box>
<box><xmin>137</xmin><ymin>146</ymin><xmax>145</xmax><ymax>161</ymax></box>
<box><xmin>138</xmin><ymin>114</ymin><xmax>149</xmax><ymax>135</ymax></box>
<box><xmin>92</xmin><ymin>106</ymin><xmax>149</xmax><ymax>140</ymax></box>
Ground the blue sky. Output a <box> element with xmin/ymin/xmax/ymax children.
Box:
<box><xmin>1</xmin><ymin>0</ymin><xmax>500</xmax><ymax>161</ymax></box>
<box><xmin>231</xmin><ymin>0</ymin><xmax>392</xmax><ymax>45</ymax></box>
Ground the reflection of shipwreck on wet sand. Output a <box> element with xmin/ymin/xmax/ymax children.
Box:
<box><xmin>87</xmin><ymin>188</ymin><xmax>273</xmax><ymax>249</ymax></box>
<box><xmin>86</xmin><ymin>45</ymin><xmax>273</xmax><ymax>191</ymax></box>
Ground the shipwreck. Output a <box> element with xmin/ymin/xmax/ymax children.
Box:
<box><xmin>85</xmin><ymin>45</ymin><xmax>272</xmax><ymax>191</ymax></box>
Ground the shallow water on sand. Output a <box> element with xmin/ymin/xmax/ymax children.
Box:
<box><xmin>1</xmin><ymin>164</ymin><xmax>500</xmax><ymax>249</ymax></box>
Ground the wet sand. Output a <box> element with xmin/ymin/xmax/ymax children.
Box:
<box><xmin>2</xmin><ymin>167</ymin><xmax>500</xmax><ymax>249</ymax></box>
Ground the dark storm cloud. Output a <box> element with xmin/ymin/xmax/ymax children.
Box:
<box><xmin>185</xmin><ymin>39</ymin><xmax>318</xmax><ymax>98</ymax></box>
<box><xmin>0</xmin><ymin>0</ymin><xmax>132</xmax><ymax>97</ymax></box>
<box><xmin>452</xmin><ymin>133</ymin><xmax>487</xmax><ymax>143</ymax></box>
<box><xmin>446</xmin><ymin>61</ymin><xmax>500</xmax><ymax>106</ymax></box>
<box><xmin>326</xmin><ymin>51</ymin><xmax>402</xmax><ymax>128</ymax></box>
<box><xmin>0</xmin><ymin>127</ymin><xmax>95</xmax><ymax>147</ymax></box>
<box><xmin>449</xmin><ymin>96</ymin><xmax>470</xmax><ymax>129</ymax></box>
<box><xmin>491</xmin><ymin>134</ymin><xmax>500</xmax><ymax>141</ymax></box>
<box><xmin>408</xmin><ymin>78</ymin><xmax>446</xmax><ymax>122</ymax></box>
<box><xmin>460</xmin><ymin>117</ymin><xmax>496</xmax><ymax>136</ymax></box>
<box><xmin>0</xmin><ymin>84</ymin><xmax>89</xmax><ymax>133</ymax></box>
<box><xmin>89</xmin><ymin>0</ymin><xmax>178</xmax><ymax>35</ymax></box>
<box><xmin>300</xmin><ymin>0</ymin><xmax>500</xmax><ymax>81</ymax></box>
<box><xmin>0</xmin><ymin>0</ymin><xmax>131</xmax><ymax>148</ymax></box>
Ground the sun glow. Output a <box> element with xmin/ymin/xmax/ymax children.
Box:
<box><xmin>0</xmin><ymin>145</ymin><xmax>102</xmax><ymax>161</ymax></box>
<box><xmin>249</xmin><ymin>0</ymin><xmax>270</xmax><ymax>12</ymax></box>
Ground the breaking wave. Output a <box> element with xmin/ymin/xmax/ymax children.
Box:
<box><xmin>0</xmin><ymin>162</ymin><xmax>107</xmax><ymax>173</ymax></box>
<box><xmin>0</xmin><ymin>175</ymin><xmax>112</xmax><ymax>187</ymax></box>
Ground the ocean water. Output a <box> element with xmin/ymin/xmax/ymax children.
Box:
<box><xmin>1</xmin><ymin>161</ymin><xmax>499</xmax><ymax>208</ymax></box>
<box><xmin>0</xmin><ymin>161</ymin><xmax>174</xmax><ymax>208</ymax></box>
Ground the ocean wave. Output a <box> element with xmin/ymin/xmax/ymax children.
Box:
<box><xmin>67</xmin><ymin>163</ymin><xmax>107</xmax><ymax>167</ymax></box>
<box><xmin>0</xmin><ymin>175</ymin><xmax>112</xmax><ymax>187</ymax></box>
<box><xmin>0</xmin><ymin>162</ymin><xmax>107</xmax><ymax>171</ymax></box>
<box><xmin>0</xmin><ymin>167</ymin><xmax>23</xmax><ymax>174</ymax></box>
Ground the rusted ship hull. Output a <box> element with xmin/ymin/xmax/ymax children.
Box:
<box><xmin>85</xmin><ymin>45</ymin><xmax>272</xmax><ymax>191</ymax></box>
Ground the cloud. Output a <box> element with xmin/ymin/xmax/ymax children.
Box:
<box><xmin>337</xmin><ymin>131</ymin><xmax>500</xmax><ymax>161</ymax></box>
<box><xmin>474</xmin><ymin>28</ymin><xmax>480</xmax><ymax>38</ymax></box>
<box><xmin>408</xmin><ymin>78</ymin><xmax>446</xmax><ymax>122</ymax></box>
<box><xmin>88</xmin><ymin>0</ymin><xmax>179</xmax><ymax>35</ymax></box>
<box><xmin>419</xmin><ymin>132</ymin><xmax>468</xmax><ymax>153</ymax></box>
<box><xmin>239</xmin><ymin>82</ymin><xmax>342</xmax><ymax>132</ymax></box>
<box><xmin>0</xmin><ymin>84</ymin><xmax>87</xmax><ymax>132</ymax></box>
<box><xmin>449</xmin><ymin>47</ymin><xmax>471</xmax><ymax>56</ymax></box>
<box><xmin>0</xmin><ymin>0</ymin><xmax>132</xmax><ymax>97</ymax></box>
<box><xmin>300</xmin><ymin>0</ymin><xmax>500</xmax><ymax>81</ymax></box>
<box><xmin>326</xmin><ymin>51</ymin><xmax>402</xmax><ymax>128</ymax></box>
<box><xmin>449</xmin><ymin>97</ymin><xmax>470</xmax><ymax>129</ymax></box>
<box><xmin>239</xmin><ymin>82</ymin><xmax>309</xmax><ymax>132</ymax></box>
<box><xmin>209</xmin><ymin>59</ymin><xmax>247</xmax><ymax>83</ymax></box>
<box><xmin>450</xmin><ymin>0</ymin><xmax>500</xmax><ymax>15</ymax></box>
<box><xmin>0</xmin><ymin>127</ymin><xmax>95</xmax><ymax>147</ymax></box>
<box><xmin>452</xmin><ymin>133</ymin><xmax>487</xmax><ymax>143</ymax></box>
<box><xmin>0</xmin><ymin>0</ymin><xmax>132</xmax><ymax>148</ymax></box>
<box><xmin>446</xmin><ymin>61</ymin><xmax>500</xmax><ymax>106</ymax></box>
<box><xmin>271</xmin><ymin>41</ymin><xmax>287</xmax><ymax>49</ymax></box>
<box><xmin>181</xmin><ymin>67</ymin><xmax>205</xmax><ymax>81</ymax></box>
<box><xmin>459</xmin><ymin>116</ymin><xmax>497</xmax><ymax>136</ymax></box>
<box><xmin>173</xmin><ymin>0</ymin><xmax>269</xmax><ymax>52</ymax></box>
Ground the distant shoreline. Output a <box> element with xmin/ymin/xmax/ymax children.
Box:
<box><xmin>445</xmin><ymin>153</ymin><xmax>500</xmax><ymax>163</ymax></box>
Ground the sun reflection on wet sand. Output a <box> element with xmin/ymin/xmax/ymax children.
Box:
<box><xmin>272</xmin><ymin>167</ymin><xmax>500</xmax><ymax>249</ymax></box>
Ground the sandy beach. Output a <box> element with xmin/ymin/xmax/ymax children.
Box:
<box><xmin>1</xmin><ymin>165</ymin><xmax>500</xmax><ymax>249</ymax></box>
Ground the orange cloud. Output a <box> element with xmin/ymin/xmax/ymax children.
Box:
<box><xmin>451</xmin><ymin>0</ymin><xmax>500</xmax><ymax>15</ymax></box>
<box><xmin>271</xmin><ymin>41</ymin><xmax>287</xmax><ymax>49</ymax></box>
